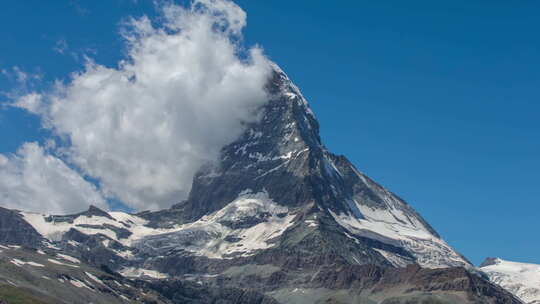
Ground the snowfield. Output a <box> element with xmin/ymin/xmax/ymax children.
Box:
<box><xmin>18</xmin><ymin>184</ymin><xmax>471</xmax><ymax>270</ymax></box>
<box><xmin>20</xmin><ymin>190</ymin><xmax>296</xmax><ymax>260</ymax></box>
<box><xmin>481</xmin><ymin>258</ymin><xmax>540</xmax><ymax>304</ymax></box>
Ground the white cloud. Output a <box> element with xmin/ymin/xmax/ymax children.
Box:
<box><xmin>13</xmin><ymin>93</ymin><xmax>43</xmax><ymax>114</ymax></box>
<box><xmin>12</xmin><ymin>0</ymin><xmax>272</xmax><ymax>211</ymax></box>
<box><xmin>0</xmin><ymin>142</ymin><xmax>107</xmax><ymax>214</ymax></box>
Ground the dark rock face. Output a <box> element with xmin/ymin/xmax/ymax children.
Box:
<box><xmin>0</xmin><ymin>207</ymin><xmax>44</xmax><ymax>248</ymax></box>
<box><xmin>59</xmin><ymin>228</ymin><xmax>129</xmax><ymax>269</ymax></box>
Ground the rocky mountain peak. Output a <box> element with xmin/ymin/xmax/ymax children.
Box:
<box><xmin>137</xmin><ymin>65</ymin><xmax>470</xmax><ymax>270</ymax></box>
<box><xmin>0</xmin><ymin>64</ymin><xmax>526</xmax><ymax>304</ymax></box>
<box><xmin>161</xmin><ymin>66</ymin><xmax>326</xmax><ymax>222</ymax></box>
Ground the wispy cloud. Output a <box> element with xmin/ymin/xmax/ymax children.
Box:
<box><xmin>53</xmin><ymin>39</ymin><xmax>68</xmax><ymax>55</ymax></box>
<box><xmin>1</xmin><ymin>66</ymin><xmax>41</xmax><ymax>84</ymax></box>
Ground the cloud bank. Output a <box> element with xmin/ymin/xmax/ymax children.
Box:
<box><xmin>3</xmin><ymin>0</ymin><xmax>272</xmax><ymax>213</ymax></box>
<box><xmin>0</xmin><ymin>143</ymin><xmax>107</xmax><ymax>214</ymax></box>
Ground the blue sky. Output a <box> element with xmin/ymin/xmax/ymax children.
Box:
<box><xmin>1</xmin><ymin>1</ymin><xmax>539</xmax><ymax>266</ymax></box>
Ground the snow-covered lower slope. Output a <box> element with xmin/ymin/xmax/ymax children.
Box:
<box><xmin>20</xmin><ymin>188</ymin><xmax>468</xmax><ymax>271</ymax></box>
<box><xmin>19</xmin><ymin>184</ymin><xmax>470</xmax><ymax>270</ymax></box>
<box><xmin>480</xmin><ymin>258</ymin><xmax>540</xmax><ymax>304</ymax></box>
<box><xmin>20</xmin><ymin>190</ymin><xmax>295</xmax><ymax>261</ymax></box>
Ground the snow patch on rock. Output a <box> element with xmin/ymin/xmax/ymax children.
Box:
<box><xmin>57</xmin><ymin>254</ymin><xmax>80</xmax><ymax>264</ymax></box>
<box><xmin>69</xmin><ymin>279</ymin><xmax>92</xmax><ymax>289</ymax></box>
<box><xmin>119</xmin><ymin>267</ymin><xmax>168</xmax><ymax>279</ymax></box>
<box><xmin>48</xmin><ymin>258</ymin><xmax>79</xmax><ymax>268</ymax></box>
<box><xmin>85</xmin><ymin>272</ymin><xmax>104</xmax><ymax>285</ymax></box>
<box><xmin>10</xmin><ymin>259</ymin><xmax>44</xmax><ymax>267</ymax></box>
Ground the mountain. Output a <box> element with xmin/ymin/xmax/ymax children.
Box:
<box><xmin>136</xmin><ymin>64</ymin><xmax>470</xmax><ymax>270</ymax></box>
<box><xmin>480</xmin><ymin>258</ymin><xmax>540</xmax><ymax>304</ymax></box>
<box><xmin>0</xmin><ymin>66</ymin><xmax>523</xmax><ymax>303</ymax></box>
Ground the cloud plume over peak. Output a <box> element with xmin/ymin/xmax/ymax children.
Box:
<box><xmin>7</xmin><ymin>0</ymin><xmax>272</xmax><ymax>212</ymax></box>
